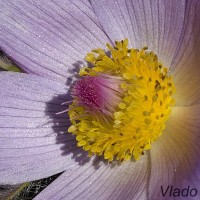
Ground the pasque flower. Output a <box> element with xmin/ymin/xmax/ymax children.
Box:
<box><xmin>0</xmin><ymin>0</ymin><xmax>200</xmax><ymax>199</ymax></box>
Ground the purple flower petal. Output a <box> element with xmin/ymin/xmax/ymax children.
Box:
<box><xmin>90</xmin><ymin>0</ymin><xmax>186</xmax><ymax>67</ymax></box>
<box><xmin>34</xmin><ymin>155</ymin><xmax>149</xmax><ymax>200</ymax></box>
<box><xmin>171</xmin><ymin>1</ymin><xmax>200</xmax><ymax>107</ymax></box>
<box><xmin>0</xmin><ymin>0</ymin><xmax>110</xmax><ymax>82</ymax></box>
<box><xmin>0</xmin><ymin>72</ymin><xmax>89</xmax><ymax>184</ymax></box>
<box><xmin>148</xmin><ymin>106</ymin><xmax>200</xmax><ymax>200</ymax></box>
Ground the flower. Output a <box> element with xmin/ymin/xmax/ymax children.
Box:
<box><xmin>0</xmin><ymin>0</ymin><xmax>200</xmax><ymax>200</ymax></box>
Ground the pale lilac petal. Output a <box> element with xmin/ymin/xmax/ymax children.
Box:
<box><xmin>0</xmin><ymin>72</ymin><xmax>89</xmax><ymax>184</ymax></box>
<box><xmin>171</xmin><ymin>1</ymin><xmax>200</xmax><ymax>106</ymax></box>
<box><xmin>0</xmin><ymin>0</ymin><xmax>110</xmax><ymax>82</ymax></box>
<box><xmin>148</xmin><ymin>106</ymin><xmax>200</xmax><ymax>200</ymax></box>
<box><xmin>34</xmin><ymin>155</ymin><xmax>149</xmax><ymax>200</ymax></box>
<box><xmin>91</xmin><ymin>0</ymin><xmax>185</xmax><ymax>67</ymax></box>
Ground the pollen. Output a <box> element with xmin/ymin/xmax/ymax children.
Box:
<box><xmin>68</xmin><ymin>39</ymin><xmax>176</xmax><ymax>162</ymax></box>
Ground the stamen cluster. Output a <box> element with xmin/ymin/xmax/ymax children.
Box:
<box><xmin>68</xmin><ymin>39</ymin><xmax>176</xmax><ymax>161</ymax></box>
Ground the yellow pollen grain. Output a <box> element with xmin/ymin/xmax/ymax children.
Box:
<box><xmin>68</xmin><ymin>39</ymin><xmax>176</xmax><ymax>162</ymax></box>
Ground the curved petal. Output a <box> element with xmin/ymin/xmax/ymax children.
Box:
<box><xmin>34</xmin><ymin>155</ymin><xmax>149</xmax><ymax>200</ymax></box>
<box><xmin>0</xmin><ymin>0</ymin><xmax>110</xmax><ymax>82</ymax></box>
<box><xmin>148</xmin><ymin>105</ymin><xmax>200</xmax><ymax>200</ymax></box>
<box><xmin>91</xmin><ymin>0</ymin><xmax>186</xmax><ymax>67</ymax></box>
<box><xmin>0</xmin><ymin>72</ymin><xmax>89</xmax><ymax>184</ymax></box>
<box><xmin>171</xmin><ymin>0</ymin><xmax>200</xmax><ymax>106</ymax></box>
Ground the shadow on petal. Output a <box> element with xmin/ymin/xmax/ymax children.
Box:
<box><xmin>43</xmin><ymin>62</ymin><xmax>91</xmax><ymax>167</ymax></box>
<box><xmin>44</xmin><ymin>61</ymin><xmax>121</xmax><ymax>170</ymax></box>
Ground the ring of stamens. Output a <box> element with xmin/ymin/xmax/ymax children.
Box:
<box><xmin>68</xmin><ymin>39</ymin><xmax>176</xmax><ymax>162</ymax></box>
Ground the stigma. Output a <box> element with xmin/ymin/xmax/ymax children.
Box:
<box><xmin>71</xmin><ymin>75</ymin><xmax>124</xmax><ymax>121</ymax></box>
<box><xmin>68</xmin><ymin>39</ymin><xmax>176</xmax><ymax>162</ymax></box>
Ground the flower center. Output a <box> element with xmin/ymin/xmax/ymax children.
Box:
<box><xmin>68</xmin><ymin>39</ymin><xmax>176</xmax><ymax>162</ymax></box>
<box><xmin>71</xmin><ymin>75</ymin><xmax>124</xmax><ymax>122</ymax></box>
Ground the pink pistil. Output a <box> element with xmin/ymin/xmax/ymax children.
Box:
<box><xmin>72</xmin><ymin>75</ymin><xmax>123</xmax><ymax>116</ymax></box>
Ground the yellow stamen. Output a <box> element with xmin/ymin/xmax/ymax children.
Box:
<box><xmin>68</xmin><ymin>39</ymin><xmax>176</xmax><ymax>162</ymax></box>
